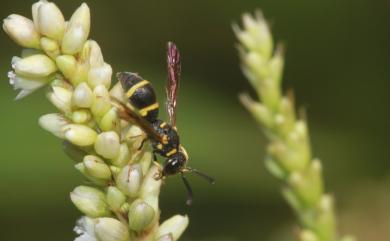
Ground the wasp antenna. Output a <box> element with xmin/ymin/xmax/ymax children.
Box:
<box><xmin>187</xmin><ymin>167</ymin><xmax>215</xmax><ymax>184</ymax></box>
<box><xmin>181</xmin><ymin>173</ymin><xmax>193</xmax><ymax>206</ymax></box>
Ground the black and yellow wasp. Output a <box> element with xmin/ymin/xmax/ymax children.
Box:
<box><xmin>112</xmin><ymin>42</ymin><xmax>214</xmax><ymax>205</ymax></box>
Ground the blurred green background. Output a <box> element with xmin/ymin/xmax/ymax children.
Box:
<box><xmin>0</xmin><ymin>0</ymin><xmax>389</xmax><ymax>240</ymax></box>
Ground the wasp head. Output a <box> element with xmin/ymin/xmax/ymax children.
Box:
<box><xmin>162</xmin><ymin>151</ymin><xmax>187</xmax><ymax>177</ymax></box>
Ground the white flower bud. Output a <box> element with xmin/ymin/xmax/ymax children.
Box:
<box><xmin>47</xmin><ymin>86</ymin><xmax>72</xmax><ymax>113</ymax></box>
<box><xmin>72</xmin><ymin>109</ymin><xmax>91</xmax><ymax>124</ymax></box>
<box><xmin>61</xmin><ymin>3</ymin><xmax>90</xmax><ymax>55</ymax></box>
<box><xmin>32</xmin><ymin>0</ymin><xmax>45</xmax><ymax>30</ymax></box>
<box><xmin>50</xmin><ymin>78</ymin><xmax>73</xmax><ymax>91</ymax></box>
<box><xmin>38</xmin><ymin>113</ymin><xmax>69</xmax><ymax>138</ymax></box>
<box><xmin>3</xmin><ymin>14</ymin><xmax>40</xmax><ymax>48</ymax></box>
<box><xmin>73</xmin><ymin>82</ymin><xmax>93</xmax><ymax>108</ymax></box>
<box><xmin>36</xmin><ymin>2</ymin><xmax>65</xmax><ymax>40</ymax></box>
<box><xmin>124</xmin><ymin>125</ymin><xmax>146</xmax><ymax>151</ymax></box>
<box><xmin>56</xmin><ymin>55</ymin><xmax>77</xmax><ymax>80</ymax></box>
<box><xmin>117</xmin><ymin>164</ymin><xmax>143</xmax><ymax>198</ymax></box>
<box><xmin>61</xmin><ymin>25</ymin><xmax>87</xmax><ymax>55</ymax></box>
<box><xmin>70</xmin><ymin>186</ymin><xmax>110</xmax><ymax>218</ymax></box>
<box><xmin>128</xmin><ymin>199</ymin><xmax>155</xmax><ymax>231</ymax></box>
<box><xmin>139</xmin><ymin>165</ymin><xmax>162</xmax><ymax>212</ymax></box>
<box><xmin>109</xmin><ymin>81</ymin><xmax>125</xmax><ymax>102</ymax></box>
<box><xmin>74</xmin><ymin>216</ymin><xmax>98</xmax><ymax>241</ymax></box>
<box><xmin>68</xmin><ymin>3</ymin><xmax>90</xmax><ymax>37</ymax></box>
<box><xmin>14</xmin><ymin>54</ymin><xmax>57</xmax><ymax>78</ymax></box>
<box><xmin>111</xmin><ymin>143</ymin><xmax>130</xmax><ymax>167</ymax></box>
<box><xmin>83</xmin><ymin>155</ymin><xmax>112</xmax><ymax>180</ymax></box>
<box><xmin>88</xmin><ymin>63</ymin><xmax>112</xmax><ymax>89</ymax></box>
<box><xmin>94</xmin><ymin>131</ymin><xmax>120</xmax><ymax>159</ymax></box>
<box><xmin>91</xmin><ymin>85</ymin><xmax>111</xmax><ymax>117</ymax></box>
<box><xmin>93</xmin><ymin>84</ymin><xmax>109</xmax><ymax>98</ymax></box>
<box><xmin>157</xmin><ymin>215</ymin><xmax>189</xmax><ymax>241</ymax></box>
<box><xmin>75</xmin><ymin>163</ymin><xmax>108</xmax><ymax>186</ymax></box>
<box><xmin>70</xmin><ymin>62</ymin><xmax>89</xmax><ymax>86</ymax></box>
<box><xmin>63</xmin><ymin>124</ymin><xmax>97</xmax><ymax>146</ymax></box>
<box><xmin>95</xmin><ymin>218</ymin><xmax>130</xmax><ymax>241</ymax></box>
<box><xmin>99</xmin><ymin>107</ymin><xmax>119</xmax><ymax>132</ymax></box>
<box><xmin>40</xmin><ymin>37</ymin><xmax>60</xmax><ymax>59</ymax></box>
<box><xmin>81</xmin><ymin>40</ymin><xmax>104</xmax><ymax>67</ymax></box>
<box><xmin>139</xmin><ymin>152</ymin><xmax>153</xmax><ymax>175</ymax></box>
<box><xmin>106</xmin><ymin>186</ymin><xmax>126</xmax><ymax>210</ymax></box>
<box><xmin>8</xmin><ymin>71</ymin><xmax>51</xmax><ymax>100</ymax></box>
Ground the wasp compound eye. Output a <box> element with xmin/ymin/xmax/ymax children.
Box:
<box><xmin>163</xmin><ymin>155</ymin><xmax>184</xmax><ymax>176</ymax></box>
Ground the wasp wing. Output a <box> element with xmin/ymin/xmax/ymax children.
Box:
<box><xmin>166</xmin><ymin>41</ymin><xmax>181</xmax><ymax>128</ymax></box>
<box><xmin>111</xmin><ymin>97</ymin><xmax>163</xmax><ymax>143</ymax></box>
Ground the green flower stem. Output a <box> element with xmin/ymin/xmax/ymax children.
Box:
<box><xmin>4</xmin><ymin>1</ymin><xmax>188</xmax><ymax>241</ymax></box>
<box><xmin>234</xmin><ymin>11</ymin><xmax>354</xmax><ymax>241</ymax></box>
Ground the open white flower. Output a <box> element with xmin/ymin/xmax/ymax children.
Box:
<box><xmin>8</xmin><ymin>70</ymin><xmax>52</xmax><ymax>100</ymax></box>
<box><xmin>74</xmin><ymin>216</ymin><xmax>98</xmax><ymax>241</ymax></box>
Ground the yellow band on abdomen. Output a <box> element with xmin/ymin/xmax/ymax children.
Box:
<box><xmin>126</xmin><ymin>80</ymin><xmax>149</xmax><ymax>98</ymax></box>
<box><xmin>139</xmin><ymin>102</ymin><xmax>159</xmax><ymax>116</ymax></box>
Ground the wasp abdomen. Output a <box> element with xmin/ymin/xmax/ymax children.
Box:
<box><xmin>118</xmin><ymin>72</ymin><xmax>159</xmax><ymax>123</ymax></box>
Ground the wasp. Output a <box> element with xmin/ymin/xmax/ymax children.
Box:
<box><xmin>112</xmin><ymin>42</ymin><xmax>214</xmax><ymax>205</ymax></box>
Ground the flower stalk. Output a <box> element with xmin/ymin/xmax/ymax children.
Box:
<box><xmin>3</xmin><ymin>1</ymin><xmax>188</xmax><ymax>241</ymax></box>
<box><xmin>234</xmin><ymin>11</ymin><xmax>354</xmax><ymax>241</ymax></box>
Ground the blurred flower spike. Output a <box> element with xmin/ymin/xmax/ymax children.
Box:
<box><xmin>235</xmin><ymin>11</ymin><xmax>355</xmax><ymax>241</ymax></box>
<box><xmin>3</xmin><ymin>1</ymin><xmax>189</xmax><ymax>241</ymax></box>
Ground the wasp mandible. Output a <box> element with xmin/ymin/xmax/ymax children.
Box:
<box><xmin>112</xmin><ymin>42</ymin><xmax>214</xmax><ymax>205</ymax></box>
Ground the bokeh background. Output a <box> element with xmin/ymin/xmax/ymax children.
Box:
<box><xmin>0</xmin><ymin>0</ymin><xmax>389</xmax><ymax>240</ymax></box>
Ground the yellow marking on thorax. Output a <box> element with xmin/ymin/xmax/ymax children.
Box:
<box><xmin>166</xmin><ymin>148</ymin><xmax>177</xmax><ymax>157</ymax></box>
<box><xmin>157</xmin><ymin>143</ymin><xmax>163</xmax><ymax>150</ymax></box>
<box><xmin>162</xmin><ymin>135</ymin><xmax>168</xmax><ymax>144</ymax></box>
<box><xmin>139</xmin><ymin>102</ymin><xmax>159</xmax><ymax>116</ymax></box>
<box><xmin>160</xmin><ymin>122</ymin><xmax>167</xmax><ymax>128</ymax></box>
<box><xmin>125</xmin><ymin>80</ymin><xmax>149</xmax><ymax>98</ymax></box>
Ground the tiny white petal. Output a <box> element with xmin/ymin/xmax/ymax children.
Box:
<box><xmin>8</xmin><ymin>71</ymin><xmax>51</xmax><ymax>100</ymax></box>
<box><xmin>74</xmin><ymin>216</ymin><xmax>99</xmax><ymax>241</ymax></box>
